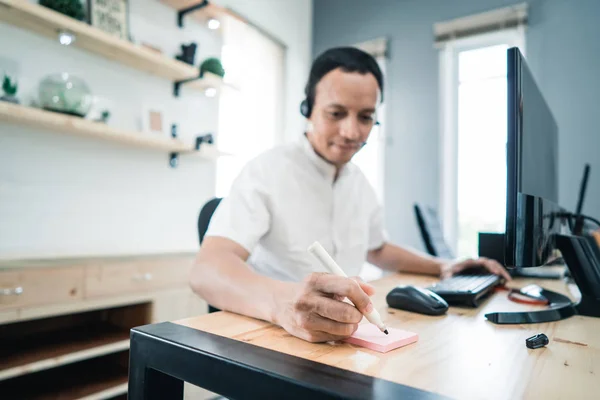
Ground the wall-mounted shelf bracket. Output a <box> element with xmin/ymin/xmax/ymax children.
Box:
<box><xmin>169</xmin><ymin>132</ymin><xmax>214</xmax><ymax>168</ymax></box>
<box><xmin>177</xmin><ymin>0</ymin><xmax>209</xmax><ymax>28</ymax></box>
<box><xmin>174</xmin><ymin>76</ymin><xmax>196</xmax><ymax>97</ymax></box>
<box><xmin>195</xmin><ymin>133</ymin><xmax>214</xmax><ymax>149</ymax></box>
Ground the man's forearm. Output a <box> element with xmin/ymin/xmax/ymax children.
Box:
<box><xmin>190</xmin><ymin>251</ymin><xmax>292</xmax><ymax>323</ymax></box>
<box><xmin>368</xmin><ymin>242</ymin><xmax>443</xmax><ymax>276</ymax></box>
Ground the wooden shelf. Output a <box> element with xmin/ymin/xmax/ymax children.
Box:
<box><xmin>0</xmin><ymin>0</ymin><xmax>196</xmax><ymax>82</ymax></box>
<box><xmin>0</xmin><ymin>0</ymin><xmax>226</xmax><ymax>93</ymax></box>
<box><xmin>0</xmin><ymin>101</ymin><xmax>221</xmax><ymax>159</ymax></box>
<box><xmin>185</xmin><ymin>71</ymin><xmax>225</xmax><ymax>92</ymax></box>
<box><xmin>0</xmin><ymin>323</ymin><xmax>129</xmax><ymax>381</ymax></box>
<box><xmin>176</xmin><ymin>72</ymin><xmax>239</xmax><ymax>97</ymax></box>
<box><xmin>160</xmin><ymin>0</ymin><xmax>244</xmax><ymax>30</ymax></box>
<box><xmin>0</xmin><ymin>352</ymin><xmax>129</xmax><ymax>400</ymax></box>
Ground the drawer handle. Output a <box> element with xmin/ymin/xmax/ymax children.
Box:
<box><xmin>1</xmin><ymin>286</ymin><xmax>23</xmax><ymax>296</ymax></box>
<box><xmin>133</xmin><ymin>273</ymin><xmax>153</xmax><ymax>281</ymax></box>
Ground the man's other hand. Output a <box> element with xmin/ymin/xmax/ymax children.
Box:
<box><xmin>440</xmin><ymin>257</ymin><xmax>512</xmax><ymax>281</ymax></box>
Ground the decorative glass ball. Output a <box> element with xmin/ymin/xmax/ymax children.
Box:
<box><xmin>39</xmin><ymin>73</ymin><xmax>93</xmax><ymax>117</ymax></box>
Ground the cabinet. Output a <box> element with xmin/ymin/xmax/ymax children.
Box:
<box><xmin>0</xmin><ymin>267</ymin><xmax>84</xmax><ymax>310</ymax></box>
<box><xmin>0</xmin><ymin>253</ymin><xmax>206</xmax><ymax>399</ymax></box>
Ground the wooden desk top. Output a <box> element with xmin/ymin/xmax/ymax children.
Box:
<box><xmin>175</xmin><ymin>273</ymin><xmax>599</xmax><ymax>400</ymax></box>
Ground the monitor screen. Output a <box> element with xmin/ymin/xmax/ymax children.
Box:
<box><xmin>505</xmin><ymin>47</ymin><xmax>564</xmax><ymax>268</ymax></box>
<box><xmin>518</xmin><ymin>60</ymin><xmax>559</xmax><ymax>203</ymax></box>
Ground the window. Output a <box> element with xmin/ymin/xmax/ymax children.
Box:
<box><xmin>351</xmin><ymin>49</ymin><xmax>387</xmax><ymax>282</ymax></box>
<box><xmin>352</xmin><ymin>56</ymin><xmax>386</xmax><ymax>205</ymax></box>
<box><xmin>439</xmin><ymin>28</ymin><xmax>525</xmax><ymax>258</ymax></box>
<box><xmin>216</xmin><ymin>18</ymin><xmax>285</xmax><ymax>197</ymax></box>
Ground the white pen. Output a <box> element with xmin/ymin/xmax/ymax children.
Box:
<box><xmin>308</xmin><ymin>241</ymin><xmax>389</xmax><ymax>335</ymax></box>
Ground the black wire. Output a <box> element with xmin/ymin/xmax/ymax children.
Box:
<box><xmin>582</xmin><ymin>215</ymin><xmax>600</xmax><ymax>227</ymax></box>
<box><xmin>567</xmin><ymin>215</ymin><xmax>574</xmax><ymax>231</ymax></box>
<box><xmin>553</xmin><ymin>212</ymin><xmax>600</xmax><ymax>230</ymax></box>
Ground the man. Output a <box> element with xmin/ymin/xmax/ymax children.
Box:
<box><xmin>190</xmin><ymin>47</ymin><xmax>510</xmax><ymax>343</ymax></box>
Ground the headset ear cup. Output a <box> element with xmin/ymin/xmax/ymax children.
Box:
<box><xmin>300</xmin><ymin>99</ymin><xmax>310</xmax><ymax>118</ymax></box>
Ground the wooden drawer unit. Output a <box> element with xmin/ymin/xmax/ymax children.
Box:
<box><xmin>85</xmin><ymin>257</ymin><xmax>193</xmax><ymax>298</ymax></box>
<box><xmin>0</xmin><ymin>253</ymin><xmax>200</xmax><ymax>400</ymax></box>
<box><xmin>0</xmin><ymin>267</ymin><xmax>84</xmax><ymax>310</ymax></box>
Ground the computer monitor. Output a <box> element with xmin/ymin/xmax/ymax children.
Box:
<box><xmin>504</xmin><ymin>46</ymin><xmax>564</xmax><ymax>269</ymax></box>
<box><xmin>503</xmin><ymin>47</ymin><xmax>600</xmax><ymax>319</ymax></box>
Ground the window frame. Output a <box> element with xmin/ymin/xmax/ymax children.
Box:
<box><xmin>438</xmin><ymin>27</ymin><xmax>526</xmax><ymax>254</ymax></box>
<box><xmin>351</xmin><ymin>54</ymin><xmax>387</xmax><ymax>206</ymax></box>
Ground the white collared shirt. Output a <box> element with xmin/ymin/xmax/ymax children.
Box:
<box><xmin>205</xmin><ymin>135</ymin><xmax>388</xmax><ymax>282</ymax></box>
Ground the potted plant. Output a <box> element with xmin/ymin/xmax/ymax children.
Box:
<box><xmin>39</xmin><ymin>0</ymin><xmax>86</xmax><ymax>21</ymax></box>
<box><xmin>200</xmin><ymin>57</ymin><xmax>225</xmax><ymax>78</ymax></box>
<box><xmin>1</xmin><ymin>74</ymin><xmax>19</xmax><ymax>104</ymax></box>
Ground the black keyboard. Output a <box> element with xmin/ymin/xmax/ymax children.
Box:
<box><xmin>427</xmin><ymin>274</ymin><xmax>502</xmax><ymax>307</ymax></box>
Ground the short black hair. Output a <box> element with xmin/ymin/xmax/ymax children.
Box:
<box><xmin>300</xmin><ymin>47</ymin><xmax>384</xmax><ymax>118</ymax></box>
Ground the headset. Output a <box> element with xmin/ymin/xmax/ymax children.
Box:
<box><xmin>300</xmin><ymin>99</ymin><xmax>311</xmax><ymax>118</ymax></box>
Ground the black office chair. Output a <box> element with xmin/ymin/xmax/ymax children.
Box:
<box><xmin>414</xmin><ymin>203</ymin><xmax>496</xmax><ymax>278</ymax></box>
<box><xmin>198</xmin><ymin>197</ymin><xmax>222</xmax><ymax>245</ymax></box>
<box><xmin>198</xmin><ymin>197</ymin><xmax>222</xmax><ymax>314</ymax></box>
<box><xmin>413</xmin><ymin>203</ymin><xmax>455</xmax><ymax>259</ymax></box>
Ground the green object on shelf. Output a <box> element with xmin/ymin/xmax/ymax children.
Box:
<box><xmin>1</xmin><ymin>74</ymin><xmax>19</xmax><ymax>104</ymax></box>
<box><xmin>39</xmin><ymin>0</ymin><xmax>85</xmax><ymax>21</ymax></box>
<box><xmin>2</xmin><ymin>74</ymin><xmax>17</xmax><ymax>96</ymax></box>
<box><xmin>200</xmin><ymin>58</ymin><xmax>225</xmax><ymax>78</ymax></box>
<box><xmin>94</xmin><ymin>110</ymin><xmax>111</xmax><ymax>123</ymax></box>
<box><xmin>38</xmin><ymin>73</ymin><xmax>93</xmax><ymax>117</ymax></box>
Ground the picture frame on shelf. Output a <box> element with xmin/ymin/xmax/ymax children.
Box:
<box><xmin>87</xmin><ymin>0</ymin><xmax>130</xmax><ymax>41</ymax></box>
<box><xmin>141</xmin><ymin>104</ymin><xmax>169</xmax><ymax>136</ymax></box>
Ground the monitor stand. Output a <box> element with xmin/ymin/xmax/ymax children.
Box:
<box><xmin>510</xmin><ymin>267</ymin><xmax>565</xmax><ymax>280</ymax></box>
<box><xmin>485</xmin><ymin>233</ymin><xmax>600</xmax><ymax>324</ymax></box>
<box><xmin>556</xmin><ymin>233</ymin><xmax>600</xmax><ymax>317</ymax></box>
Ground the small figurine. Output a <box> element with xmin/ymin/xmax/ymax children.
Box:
<box><xmin>94</xmin><ymin>110</ymin><xmax>111</xmax><ymax>124</ymax></box>
<box><xmin>175</xmin><ymin>43</ymin><xmax>197</xmax><ymax>65</ymax></box>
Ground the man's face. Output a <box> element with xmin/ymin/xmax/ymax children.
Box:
<box><xmin>307</xmin><ymin>68</ymin><xmax>379</xmax><ymax>167</ymax></box>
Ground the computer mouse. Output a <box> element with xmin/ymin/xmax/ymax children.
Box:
<box><xmin>386</xmin><ymin>285</ymin><xmax>449</xmax><ymax>316</ymax></box>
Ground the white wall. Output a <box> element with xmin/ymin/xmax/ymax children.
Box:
<box><xmin>0</xmin><ymin>0</ymin><xmax>312</xmax><ymax>260</ymax></box>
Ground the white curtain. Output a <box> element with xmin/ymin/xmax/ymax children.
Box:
<box><xmin>216</xmin><ymin>17</ymin><xmax>285</xmax><ymax>197</ymax></box>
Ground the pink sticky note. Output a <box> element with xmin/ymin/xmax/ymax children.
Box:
<box><xmin>344</xmin><ymin>324</ymin><xmax>418</xmax><ymax>353</ymax></box>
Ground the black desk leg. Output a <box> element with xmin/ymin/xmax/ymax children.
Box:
<box><xmin>128</xmin><ymin>335</ymin><xmax>184</xmax><ymax>400</ymax></box>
